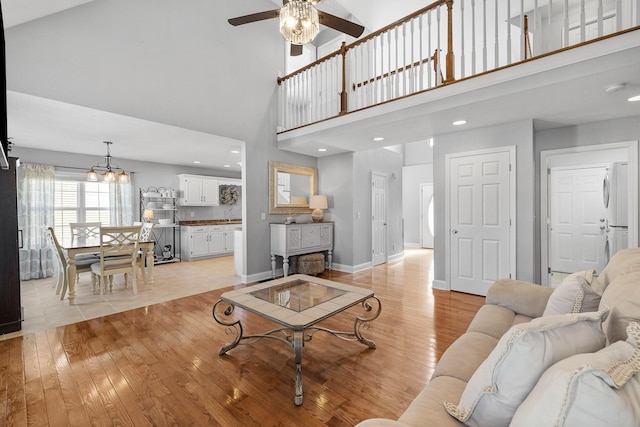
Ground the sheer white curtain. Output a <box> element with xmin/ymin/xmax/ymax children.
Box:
<box><xmin>109</xmin><ymin>180</ymin><xmax>133</xmax><ymax>226</ymax></box>
<box><xmin>18</xmin><ymin>163</ymin><xmax>55</xmax><ymax>280</ymax></box>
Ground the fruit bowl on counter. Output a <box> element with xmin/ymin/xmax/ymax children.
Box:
<box><xmin>157</xmin><ymin>219</ymin><xmax>173</xmax><ymax>225</ymax></box>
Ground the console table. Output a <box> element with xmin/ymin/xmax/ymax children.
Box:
<box><xmin>270</xmin><ymin>222</ymin><xmax>333</xmax><ymax>278</ymax></box>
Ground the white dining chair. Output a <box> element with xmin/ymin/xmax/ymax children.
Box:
<box><xmin>44</xmin><ymin>226</ymin><xmax>94</xmax><ymax>300</ymax></box>
<box><xmin>90</xmin><ymin>226</ymin><xmax>141</xmax><ymax>300</ymax></box>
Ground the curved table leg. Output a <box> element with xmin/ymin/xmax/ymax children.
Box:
<box><xmin>212</xmin><ymin>300</ymin><xmax>244</xmax><ymax>355</ymax></box>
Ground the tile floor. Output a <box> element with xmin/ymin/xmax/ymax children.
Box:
<box><xmin>2</xmin><ymin>256</ymin><xmax>242</xmax><ymax>340</ymax></box>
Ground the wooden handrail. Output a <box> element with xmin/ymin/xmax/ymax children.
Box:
<box><xmin>278</xmin><ymin>0</ymin><xmax>450</xmax><ymax>85</ymax></box>
<box><xmin>351</xmin><ymin>52</ymin><xmax>438</xmax><ymax>91</ymax></box>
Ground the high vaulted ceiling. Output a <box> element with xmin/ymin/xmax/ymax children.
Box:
<box><xmin>3</xmin><ymin>1</ymin><xmax>640</xmax><ymax>170</ymax></box>
<box><xmin>2</xmin><ymin>0</ymin><xmax>429</xmax><ymax>170</ymax></box>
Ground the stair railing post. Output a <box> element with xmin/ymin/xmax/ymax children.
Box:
<box><xmin>340</xmin><ymin>41</ymin><xmax>348</xmax><ymax>115</ymax></box>
<box><xmin>445</xmin><ymin>0</ymin><xmax>455</xmax><ymax>83</ymax></box>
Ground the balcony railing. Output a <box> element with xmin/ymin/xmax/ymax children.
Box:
<box><xmin>277</xmin><ymin>0</ymin><xmax>640</xmax><ymax>132</ymax></box>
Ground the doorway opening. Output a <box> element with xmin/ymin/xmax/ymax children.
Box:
<box><xmin>540</xmin><ymin>141</ymin><xmax>638</xmax><ymax>286</ymax></box>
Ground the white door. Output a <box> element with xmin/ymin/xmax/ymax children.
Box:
<box><xmin>549</xmin><ymin>166</ymin><xmax>607</xmax><ymax>274</ymax></box>
<box><xmin>449</xmin><ymin>150</ymin><xmax>512</xmax><ymax>296</ymax></box>
<box><xmin>372</xmin><ymin>172</ymin><xmax>387</xmax><ymax>266</ymax></box>
<box><xmin>420</xmin><ymin>184</ymin><xmax>434</xmax><ymax>248</ymax></box>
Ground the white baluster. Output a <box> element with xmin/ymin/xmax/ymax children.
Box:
<box><xmin>580</xmin><ymin>0</ymin><xmax>586</xmax><ymax>42</ymax></box>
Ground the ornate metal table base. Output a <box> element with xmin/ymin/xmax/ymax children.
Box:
<box><xmin>212</xmin><ymin>296</ymin><xmax>382</xmax><ymax>405</ymax></box>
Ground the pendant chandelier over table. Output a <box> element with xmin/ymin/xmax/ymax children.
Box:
<box><xmin>86</xmin><ymin>141</ymin><xmax>130</xmax><ymax>183</ymax></box>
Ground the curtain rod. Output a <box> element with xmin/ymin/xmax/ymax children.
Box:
<box><xmin>54</xmin><ymin>165</ymin><xmax>135</xmax><ymax>174</ymax></box>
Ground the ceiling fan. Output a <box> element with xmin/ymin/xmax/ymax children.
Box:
<box><xmin>228</xmin><ymin>0</ymin><xmax>365</xmax><ymax>56</ymax></box>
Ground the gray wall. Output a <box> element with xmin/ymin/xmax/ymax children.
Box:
<box><xmin>317</xmin><ymin>148</ymin><xmax>404</xmax><ymax>270</ymax></box>
<box><xmin>318</xmin><ymin>152</ymin><xmax>354</xmax><ymax>266</ymax></box>
<box><xmin>433</xmin><ymin>120</ymin><xmax>536</xmax><ymax>286</ymax></box>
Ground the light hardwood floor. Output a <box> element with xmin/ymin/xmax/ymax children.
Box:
<box><xmin>1</xmin><ymin>248</ymin><xmax>485</xmax><ymax>426</ymax></box>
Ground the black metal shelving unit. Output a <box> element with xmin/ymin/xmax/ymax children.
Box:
<box><xmin>140</xmin><ymin>186</ymin><xmax>180</xmax><ymax>264</ymax></box>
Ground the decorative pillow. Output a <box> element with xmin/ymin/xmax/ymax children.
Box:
<box><xmin>444</xmin><ymin>308</ymin><xmax>609</xmax><ymax>427</ymax></box>
<box><xmin>511</xmin><ymin>322</ymin><xmax>640</xmax><ymax>427</ymax></box>
<box><xmin>543</xmin><ymin>269</ymin><xmax>603</xmax><ymax>316</ymax></box>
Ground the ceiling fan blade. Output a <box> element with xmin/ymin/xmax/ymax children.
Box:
<box><xmin>290</xmin><ymin>44</ymin><xmax>303</xmax><ymax>56</ymax></box>
<box><xmin>317</xmin><ymin>11</ymin><xmax>365</xmax><ymax>38</ymax></box>
<box><xmin>228</xmin><ymin>9</ymin><xmax>280</xmax><ymax>26</ymax></box>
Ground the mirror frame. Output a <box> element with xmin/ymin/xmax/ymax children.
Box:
<box><xmin>269</xmin><ymin>161</ymin><xmax>317</xmax><ymax>214</ymax></box>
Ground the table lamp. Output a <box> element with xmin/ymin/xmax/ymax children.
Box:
<box><xmin>309</xmin><ymin>195</ymin><xmax>328</xmax><ymax>222</ymax></box>
<box><xmin>143</xmin><ymin>209</ymin><xmax>154</xmax><ymax>222</ymax></box>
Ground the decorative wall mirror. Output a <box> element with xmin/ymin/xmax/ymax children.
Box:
<box><xmin>269</xmin><ymin>161</ymin><xmax>317</xmax><ymax>214</ymax></box>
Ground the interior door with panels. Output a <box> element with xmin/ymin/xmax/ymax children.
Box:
<box><xmin>449</xmin><ymin>149</ymin><xmax>512</xmax><ymax>296</ymax></box>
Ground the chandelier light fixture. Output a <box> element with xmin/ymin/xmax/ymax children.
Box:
<box><xmin>86</xmin><ymin>141</ymin><xmax>130</xmax><ymax>183</ymax></box>
<box><xmin>279</xmin><ymin>0</ymin><xmax>319</xmax><ymax>45</ymax></box>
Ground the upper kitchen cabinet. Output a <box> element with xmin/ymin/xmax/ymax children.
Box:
<box><xmin>178</xmin><ymin>174</ymin><xmax>219</xmax><ymax>206</ymax></box>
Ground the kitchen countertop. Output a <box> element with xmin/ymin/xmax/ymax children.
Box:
<box><xmin>179</xmin><ymin>219</ymin><xmax>242</xmax><ymax>226</ymax></box>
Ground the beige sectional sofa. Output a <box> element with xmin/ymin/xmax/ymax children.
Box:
<box><xmin>356</xmin><ymin>248</ymin><xmax>640</xmax><ymax>427</ymax></box>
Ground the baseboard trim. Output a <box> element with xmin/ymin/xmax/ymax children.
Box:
<box><xmin>332</xmin><ymin>262</ymin><xmax>373</xmax><ymax>274</ymax></box>
<box><xmin>244</xmin><ymin>271</ymin><xmax>274</xmax><ymax>284</ymax></box>
<box><xmin>388</xmin><ymin>252</ymin><xmax>404</xmax><ymax>263</ymax></box>
<box><xmin>404</xmin><ymin>242</ymin><xmax>421</xmax><ymax>248</ymax></box>
<box><xmin>432</xmin><ymin>279</ymin><xmax>450</xmax><ymax>291</ymax></box>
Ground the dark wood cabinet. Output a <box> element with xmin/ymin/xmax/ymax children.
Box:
<box><xmin>0</xmin><ymin>157</ymin><xmax>21</xmax><ymax>334</ymax></box>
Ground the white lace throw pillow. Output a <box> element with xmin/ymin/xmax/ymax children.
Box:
<box><xmin>511</xmin><ymin>322</ymin><xmax>640</xmax><ymax>427</ymax></box>
<box><xmin>543</xmin><ymin>269</ymin><xmax>603</xmax><ymax>316</ymax></box>
<box><xmin>444</xmin><ymin>308</ymin><xmax>609</xmax><ymax>427</ymax></box>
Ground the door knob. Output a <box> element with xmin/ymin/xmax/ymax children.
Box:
<box><xmin>451</xmin><ymin>229</ymin><xmax>458</xmax><ymax>234</ymax></box>
<box><xmin>600</xmin><ymin>226</ymin><xmax>606</xmax><ymax>230</ymax></box>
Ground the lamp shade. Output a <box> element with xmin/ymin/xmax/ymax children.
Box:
<box><xmin>143</xmin><ymin>209</ymin><xmax>154</xmax><ymax>221</ymax></box>
<box><xmin>309</xmin><ymin>195</ymin><xmax>328</xmax><ymax>209</ymax></box>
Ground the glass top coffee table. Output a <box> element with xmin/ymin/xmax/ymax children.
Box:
<box><xmin>212</xmin><ymin>274</ymin><xmax>382</xmax><ymax>405</ymax></box>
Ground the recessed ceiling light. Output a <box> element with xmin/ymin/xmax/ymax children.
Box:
<box><xmin>231</xmin><ymin>150</ymin><xmax>240</xmax><ymax>154</ymax></box>
<box><xmin>452</xmin><ymin>120</ymin><xmax>467</xmax><ymax>126</ymax></box>
<box><xmin>628</xmin><ymin>95</ymin><xmax>640</xmax><ymax>102</ymax></box>
<box><xmin>428</xmin><ymin>137</ymin><xmax>434</xmax><ymax>147</ymax></box>
<box><xmin>224</xmin><ymin>164</ymin><xmax>231</xmax><ymax>168</ymax></box>
<box><xmin>373</xmin><ymin>137</ymin><xmax>385</xmax><ymax>141</ymax></box>
<box><xmin>605</xmin><ymin>83</ymin><xmax>626</xmax><ymax>93</ymax></box>
<box><xmin>318</xmin><ymin>148</ymin><xmax>327</xmax><ymax>152</ymax></box>
<box><xmin>193</xmin><ymin>160</ymin><xmax>201</xmax><ymax>164</ymax></box>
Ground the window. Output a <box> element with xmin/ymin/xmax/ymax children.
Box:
<box><xmin>53</xmin><ymin>175</ymin><xmax>112</xmax><ymax>241</ymax></box>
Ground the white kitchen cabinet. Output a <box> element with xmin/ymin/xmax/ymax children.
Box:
<box><xmin>270</xmin><ymin>222</ymin><xmax>333</xmax><ymax>278</ymax></box>
<box><xmin>181</xmin><ymin>224</ymin><xmax>238</xmax><ymax>261</ymax></box>
<box><xmin>178</xmin><ymin>174</ymin><xmax>219</xmax><ymax>206</ymax></box>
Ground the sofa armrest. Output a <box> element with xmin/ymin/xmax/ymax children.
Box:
<box><xmin>485</xmin><ymin>279</ymin><xmax>554</xmax><ymax>319</ymax></box>
<box><xmin>355</xmin><ymin>420</ymin><xmax>412</xmax><ymax>427</ymax></box>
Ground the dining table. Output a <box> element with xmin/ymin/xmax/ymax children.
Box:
<box><xmin>60</xmin><ymin>236</ymin><xmax>155</xmax><ymax>305</ymax></box>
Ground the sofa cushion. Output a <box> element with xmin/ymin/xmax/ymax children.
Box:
<box><xmin>466</xmin><ymin>304</ymin><xmax>517</xmax><ymax>340</ymax></box>
<box><xmin>397</xmin><ymin>376</ymin><xmax>467</xmax><ymax>427</ymax></box>
<box><xmin>600</xmin><ymin>270</ymin><xmax>640</xmax><ymax>344</ymax></box>
<box><xmin>444</xmin><ymin>308</ymin><xmax>609</xmax><ymax>427</ymax></box>
<box><xmin>511</xmin><ymin>322</ymin><xmax>640</xmax><ymax>427</ymax></box>
<box><xmin>543</xmin><ymin>269</ymin><xmax>602</xmax><ymax>316</ymax></box>
<box><xmin>432</xmin><ymin>332</ymin><xmax>499</xmax><ymax>382</ymax></box>
<box><xmin>485</xmin><ymin>278</ymin><xmax>554</xmax><ymax>318</ymax></box>
<box><xmin>597</xmin><ymin>247</ymin><xmax>640</xmax><ymax>288</ymax></box>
